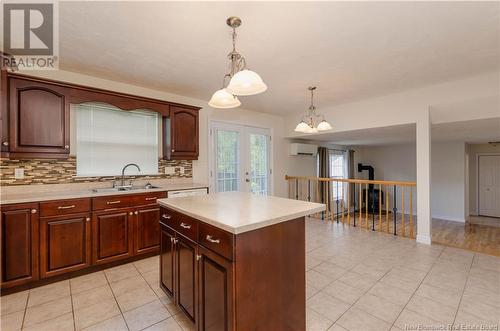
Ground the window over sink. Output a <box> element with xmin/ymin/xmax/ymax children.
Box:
<box><xmin>75</xmin><ymin>103</ymin><xmax>159</xmax><ymax>176</ymax></box>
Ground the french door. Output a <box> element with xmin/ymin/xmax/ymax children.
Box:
<box><xmin>211</xmin><ymin>122</ymin><xmax>271</xmax><ymax>195</ymax></box>
<box><xmin>478</xmin><ymin>155</ymin><xmax>500</xmax><ymax>217</ymax></box>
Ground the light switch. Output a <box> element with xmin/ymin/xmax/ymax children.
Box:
<box><xmin>179</xmin><ymin>166</ymin><xmax>185</xmax><ymax>174</ymax></box>
<box><xmin>14</xmin><ymin>168</ymin><xmax>24</xmax><ymax>179</ymax></box>
<box><xmin>164</xmin><ymin>166</ymin><xmax>175</xmax><ymax>175</ymax></box>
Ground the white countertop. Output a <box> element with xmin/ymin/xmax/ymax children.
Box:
<box><xmin>157</xmin><ymin>192</ymin><xmax>325</xmax><ymax>234</ymax></box>
<box><xmin>0</xmin><ymin>182</ymin><xmax>208</xmax><ymax>205</ymax></box>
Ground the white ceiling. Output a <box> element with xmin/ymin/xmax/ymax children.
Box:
<box><xmin>298</xmin><ymin>118</ymin><xmax>500</xmax><ymax>147</ymax></box>
<box><xmin>57</xmin><ymin>2</ymin><xmax>499</xmax><ymax>115</ymax></box>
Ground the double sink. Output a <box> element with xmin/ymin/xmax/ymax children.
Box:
<box><xmin>92</xmin><ymin>183</ymin><xmax>160</xmax><ymax>193</ymax></box>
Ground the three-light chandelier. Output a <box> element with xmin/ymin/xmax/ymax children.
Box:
<box><xmin>209</xmin><ymin>17</ymin><xmax>267</xmax><ymax>109</ymax></box>
<box><xmin>294</xmin><ymin>86</ymin><xmax>332</xmax><ymax>133</ymax></box>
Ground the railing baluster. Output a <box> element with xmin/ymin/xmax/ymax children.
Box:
<box><xmin>393</xmin><ymin>185</ymin><xmax>397</xmax><ymax>236</ymax></box>
<box><xmin>341</xmin><ymin>182</ymin><xmax>345</xmax><ymax>224</ymax></box>
<box><xmin>335</xmin><ymin>180</ymin><xmax>339</xmax><ymax>223</ymax></box>
<box><xmin>307</xmin><ymin>179</ymin><xmax>311</xmax><ymax>202</ymax></box>
<box><xmin>295</xmin><ymin>179</ymin><xmax>299</xmax><ymax>200</ymax></box>
<box><xmin>347</xmin><ymin>182</ymin><xmax>351</xmax><ymax>225</ymax></box>
<box><xmin>378</xmin><ymin>184</ymin><xmax>382</xmax><ymax>231</ymax></box>
<box><xmin>371</xmin><ymin>183</ymin><xmax>375</xmax><ymax>231</ymax></box>
<box><xmin>359</xmin><ymin>183</ymin><xmax>362</xmax><ymax>227</ymax></box>
<box><xmin>386</xmin><ymin>185</ymin><xmax>390</xmax><ymax>233</ymax></box>
<box><xmin>410</xmin><ymin>187</ymin><xmax>414</xmax><ymax>238</ymax></box>
<box><xmin>353</xmin><ymin>183</ymin><xmax>356</xmax><ymax>227</ymax></box>
<box><xmin>401</xmin><ymin>187</ymin><xmax>405</xmax><ymax>237</ymax></box>
<box><xmin>365</xmin><ymin>183</ymin><xmax>369</xmax><ymax>230</ymax></box>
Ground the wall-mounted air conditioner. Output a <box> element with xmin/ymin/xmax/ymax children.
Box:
<box><xmin>290</xmin><ymin>143</ymin><xmax>318</xmax><ymax>156</ymax></box>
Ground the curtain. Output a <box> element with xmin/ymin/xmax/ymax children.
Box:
<box><xmin>317</xmin><ymin>147</ymin><xmax>330</xmax><ymax>203</ymax></box>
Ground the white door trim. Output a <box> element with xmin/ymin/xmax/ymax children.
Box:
<box><xmin>208</xmin><ymin>120</ymin><xmax>274</xmax><ymax>195</ymax></box>
<box><xmin>476</xmin><ymin>153</ymin><xmax>500</xmax><ymax>217</ymax></box>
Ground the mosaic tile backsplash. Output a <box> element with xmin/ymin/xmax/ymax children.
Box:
<box><xmin>0</xmin><ymin>157</ymin><xmax>192</xmax><ymax>186</ymax></box>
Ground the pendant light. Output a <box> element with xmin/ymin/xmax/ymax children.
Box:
<box><xmin>209</xmin><ymin>17</ymin><xmax>267</xmax><ymax>108</ymax></box>
<box><xmin>294</xmin><ymin>87</ymin><xmax>332</xmax><ymax>133</ymax></box>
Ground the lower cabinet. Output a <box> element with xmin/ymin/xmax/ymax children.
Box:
<box><xmin>92</xmin><ymin>209</ymin><xmax>134</xmax><ymax>265</ymax></box>
<box><xmin>40</xmin><ymin>213</ymin><xmax>91</xmax><ymax>278</ymax></box>
<box><xmin>134</xmin><ymin>206</ymin><xmax>160</xmax><ymax>255</ymax></box>
<box><xmin>0</xmin><ymin>203</ymin><xmax>39</xmax><ymax>288</ymax></box>
<box><xmin>175</xmin><ymin>235</ymin><xmax>198</xmax><ymax>322</ymax></box>
<box><xmin>160</xmin><ymin>224</ymin><xmax>176</xmax><ymax>296</ymax></box>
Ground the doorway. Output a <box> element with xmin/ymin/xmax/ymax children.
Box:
<box><xmin>210</xmin><ymin>122</ymin><xmax>272</xmax><ymax>195</ymax></box>
<box><xmin>478</xmin><ymin>155</ymin><xmax>500</xmax><ymax>217</ymax></box>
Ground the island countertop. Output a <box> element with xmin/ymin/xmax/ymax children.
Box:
<box><xmin>157</xmin><ymin>191</ymin><xmax>325</xmax><ymax>234</ymax></box>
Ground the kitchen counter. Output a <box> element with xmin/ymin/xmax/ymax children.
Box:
<box><xmin>0</xmin><ymin>182</ymin><xmax>208</xmax><ymax>205</ymax></box>
<box><xmin>157</xmin><ymin>191</ymin><xmax>325</xmax><ymax>234</ymax></box>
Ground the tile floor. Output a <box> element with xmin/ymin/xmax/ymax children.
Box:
<box><xmin>1</xmin><ymin>218</ymin><xmax>499</xmax><ymax>331</ymax></box>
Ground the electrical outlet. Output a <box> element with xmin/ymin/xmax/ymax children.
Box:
<box><xmin>164</xmin><ymin>166</ymin><xmax>175</xmax><ymax>175</ymax></box>
<box><xmin>14</xmin><ymin>168</ymin><xmax>24</xmax><ymax>179</ymax></box>
<box><xmin>179</xmin><ymin>166</ymin><xmax>185</xmax><ymax>174</ymax></box>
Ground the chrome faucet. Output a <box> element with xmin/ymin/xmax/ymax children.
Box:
<box><xmin>119</xmin><ymin>163</ymin><xmax>141</xmax><ymax>188</ymax></box>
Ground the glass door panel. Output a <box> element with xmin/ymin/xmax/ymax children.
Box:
<box><xmin>249</xmin><ymin>133</ymin><xmax>270</xmax><ymax>195</ymax></box>
<box><xmin>215</xmin><ymin>130</ymin><xmax>240</xmax><ymax>192</ymax></box>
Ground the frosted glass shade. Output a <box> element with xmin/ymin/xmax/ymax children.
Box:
<box><xmin>307</xmin><ymin>126</ymin><xmax>318</xmax><ymax>133</ymax></box>
<box><xmin>294</xmin><ymin>121</ymin><xmax>310</xmax><ymax>132</ymax></box>
<box><xmin>317</xmin><ymin>120</ymin><xmax>332</xmax><ymax>131</ymax></box>
<box><xmin>209</xmin><ymin>88</ymin><xmax>241</xmax><ymax>109</ymax></box>
<box><xmin>227</xmin><ymin>69</ymin><xmax>267</xmax><ymax>96</ymax></box>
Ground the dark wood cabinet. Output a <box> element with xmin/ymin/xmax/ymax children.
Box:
<box><xmin>198</xmin><ymin>246</ymin><xmax>233</xmax><ymax>331</ymax></box>
<box><xmin>160</xmin><ymin>223</ymin><xmax>176</xmax><ymax>297</ymax></box>
<box><xmin>8</xmin><ymin>77</ymin><xmax>70</xmax><ymax>158</ymax></box>
<box><xmin>0</xmin><ymin>203</ymin><xmax>39</xmax><ymax>289</ymax></box>
<box><xmin>1</xmin><ymin>70</ymin><xmax>9</xmax><ymax>156</ymax></box>
<box><xmin>134</xmin><ymin>206</ymin><xmax>160</xmax><ymax>255</ymax></box>
<box><xmin>92</xmin><ymin>208</ymin><xmax>134</xmax><ymax>265</ymax></box>
<box><xmin>164</xmin><ymin>106</ymin><xmax>199</xmax><ymax>160</ymax></box>
<box><xmin>175</xmin><ymin>235</ymin><xmax>198</xmax><ymax>322</ymax></box>
<box><xmin>39</xmin><ymin>213</ymin><xmax>91</xmax><ymax>278</ymax></box>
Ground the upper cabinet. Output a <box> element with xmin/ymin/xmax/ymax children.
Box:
<box><xmin>1</xmin><ymin>72</ymin><xmax>200</xmax><ymax>160</ymax></box>
<box><xmin>164</xmin><ymin>106</ymin><xmax>199</xmax><ymax>160</ymax></box>
<box><xmin>8</xmin><ymin>77</ymin><xmax>70</xmax><ymax>158</ymax></box>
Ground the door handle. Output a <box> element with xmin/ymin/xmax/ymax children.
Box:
<box><xmin>162</xmin><ymin>214</ymin><xmax>171</xmax><ymax>220</ymax></box>
<box><xmin>245</xmin><ymin>179</ymin><xmax>250</xmax><ymax>182</ymax></box>
<box><xmin>206</xmin><ymin>235</ymin><xmax>220</xmax><ymax>244</ymax></box>
<box><xmin>180</xmin><ymin>222</ymin><xmax>191</xmax><ymax>229</ymax></box>
<box><xmin>58</xmin><ymin>205</ymin><xmax>75</xmax><ymax>210</ymax></box>
<box><xmin>106</xmin><ymin>200</ymin><xmax>121</xmax><ymax>205</ymax></box>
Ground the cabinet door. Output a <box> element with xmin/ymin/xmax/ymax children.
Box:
<box><xmin>9</xmin><ymin>78</ymin><xmax>70</xmax><ymax>157</ymax></box>
<box><xmin>160</xmin><ymin>223</ymin><xmax>175</xmax><ymax>297</ymax></box>
<box><xmin>0</xmin><ymin>203</ymin><xmax>39</xmax><ymax>288</ymax></box>
<box><xmin>134</xmin><ymin>207</ymin><xmax>160</xmax><ymax>255</ymax></box>
<box><xmin>167</xmin><ymin>106</ymin><xmax>199</xmax><ymax>160</ymax></box>
<box><xmin>92</xmin><ymin>209</ymin><xmax>134</xmax><ymax>265</ymax></box>
<box><xmin>198</xmin><ymin>246</ymin><xmax>233</xmax><ymax>331</ymax></box>
<box><xmin>1</xmin><ymin>70</ymin><xmax>8</xmax><ymax>155</ymax></box>
<box><xmin>175</xmin><ymin>235</ymin><xmax>198</xmax><ymax>323</ymax></box>
<box><xmin>39</xmin><ymin>213</ymin><xmax>91</xmax><ymax>278</ymax></box>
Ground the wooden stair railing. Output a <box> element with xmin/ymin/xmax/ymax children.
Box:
<box><xmin>285</xmin><ymin>175</ymin><xmax>417</xmax><ymax>239</ymax></box>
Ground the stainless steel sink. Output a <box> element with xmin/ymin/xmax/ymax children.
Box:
<box><xmin>92</xmin><ymin>183</ymin><xmax>160</xmax><ymax>193</ymax></box>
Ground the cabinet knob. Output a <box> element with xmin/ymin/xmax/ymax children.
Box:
<box><xmin>129</xmin><ymin>212</ymin><xmax>133</xmax><ymax>216</ymax></box>
<box><xmin>196</xmin><ymin>254</ymin><xmax>201</xmax><ymax>261</ymax></box>
<box><xmin>2</xmin><ymin>141</ymin><xmax>8</xmax><ymax>146</ymax></box>
<box><xmin>64</xmin><ymin>145</ymin><xmax>69</xmax><ymax>149</ymax></box>
<box><xmin>31</xmin><ymin>209</ymin><xmax>37</xmax><ymax>214</ymax></box>
<box><xmin>134</xmin><ymin>211</ymin><xmax>138</xmax><ymax>215</ymax></box>
<box><xmin>86</xmin><ymin>217</ymin><xmax>91</xmax><ymax>222</ymax></box>
<box><xmin>171</xmin><ymin>149</ymin><xmax>175</xmax><ymax>152</ymax></box>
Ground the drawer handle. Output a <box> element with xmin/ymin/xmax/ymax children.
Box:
<box><xmin>162</xmin><ymin>214</ymin><xmax>171</xmax><ymax>220</ymax></box>
<box><xmin>145</xmin><ymin>197</ymin><xmax>158</xmax><ymax>201</ymax></box>
<box><xmin>106</xmin><ymin>200</ymin><xmax>121</xmax><ymax>205</ymax></box>
<box><xmin>206</xmin><ymin>235</ymin><xmax>220</xmax><ymax>244</ymax></box>
<box><xmin>180</xmin><ymin>222</ymin><xmax>191</xmax><ymax>229</ymax></box>
<box><xmin>57</xmin><ymin>205</ymin><xmax>75</xmax><ymax>210</ymax></box>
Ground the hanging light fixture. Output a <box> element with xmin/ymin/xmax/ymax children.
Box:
<box><xmin>209</xmin><ymin>16</ymin><xmax>267</xmax><ymax>108</ymax></box>
<box><xmin>294</xmin><ymin>86</ymin><xmax>332</xmax><ymax>133</ymax></box>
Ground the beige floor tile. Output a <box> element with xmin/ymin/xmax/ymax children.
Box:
<box><xmin>115</xmin><ymin>286</ymin><xmax>157</xmax><ymax>312</ymax></box>
<box><xmin>24</xmin><ymin>296</ymin><xmax>72</xmax><ymax>327</ymax></box>
<box><xmin>109</xmin><ymin>275</ymin><xmax>150</xmax><ymax>297</ymax></box>
<box><xmin>0</xmin><ymin>310</ymin><xmax>24</xmax><ymax>331</ymax></box>
<box><xmin>104</xmin><ymin>263</ymin><xmax>140</xmax><ymax>283</ymax></box>
<box><xmin>380</xmin><ymin>273</ymin><xmax>421</xmax><ymax>292</ymax></box>
<box><xmin>423</xmin><ymin>273</ymin><xmax>467</xmax><ymax>292</ymax></box>
<box><xmin>351</xmin><ymin>262</ymin><xmax>389</xmax><ymax>279</ymax></box>
<box><xmin>368</xmin><ymin>282</ymin><xmax>414</xmax><ymax>306</ymax></box>
<box><xmin>467</xmin><ymin>273</ymin><xmax>500</xmax><ymax>292</ymax></box>
<box><xmin>70</xmin><ymin>271</ymin><xmax>108</xmax><ymax>295</ymax></box>
<box><xmin>415</xmin><ymin>283</ymin><xmax>462</xmax><ymax>309</ymax></box>
<box><xmin>172</xmin><ymin>312</ymin><xmax>195</xmax><ymax>331</ymax></box>
<box><xmin>323</xmin><ymin>281</ymin><xmax>365</xmax><ymax>305</ymax></box>
<box><xmin>306</xmin><ymin>256</ymin><xmax>324</xmax><ymax>270</ymax></box>
<box><xmin>306</xmin><ymin>308</ymin><xmax>334</xmax><ymax>331</ymax></box>
<box><xmin>336</xmin><ymin>307</ymin><xmax>391</xmax><ymax>331</ymax></box>
<box><xmin>337</xmin><ymin>271</ymin><xmax>378</xmax><ymax>291</ymax></box>
<box><xmin>459</xmin><ymin>297</ymin><xmax>500</xmax><ymax>323</ymax></box>
<box><xmin>327</xmin><ymin>324</ymin><xmax>348</xmax><ymax>331</ymax></box>
<box><xmin>354</xmin><ymin>294</ymin><xmax>404</xmax><ymax>323</ymax></box>
<box><xmin>405</xmin><ymin>295</ymin><xmax>457</xmax><ymax>324</ymax></box>
<box><xmin>123</xmin><ymin>300</ymin><xmax>170</xmax><ymax>331</ymax></box>
<box><xmin>73</xmin><ymin>298</ymin><xmax>121</xmax><ymax>330</ymax></box>
<box><xmin>141</xmin><ymin>269</ymin><xmax>160</xmax><ymax>287</ymax></box>
<box><xmin>72</xmin><ymin>285</ymin><xmax>114</xmax><ymax>310</ymax></box>
<box><xmin>394</xmin><ymin>309</ymin><xmax>444</xmax><ymax>330</ymax></box>
<box><xmin>23</xmin><ymin>312</ymin><xmax>74</xmax><ymax>331</ymax></box>
<box><xmin>307</xmin><ymin>292</ymin><xmax>350</xmax><ymax>322</ymax></box>
<box><xmin>134</xmin><ymin>256</ymin><xmax>159</xmax><ymax>275</ymax></box>
<box><xmin>160</xmin><ymin>296</ymin><xmax>181</xmax><ymax>316</ymax></box>
<box><xmin>454</xmin><ymin>308</ymin><xmax>499</xmax><ymax>327</ymax></box>
<box><xmin>27</xmin><ymin>280</ymin><xmax>70</xmax><ymax>307</ymax></box>
<box><xmin>143</xmin><ymin>317</ymin><xmax>182</xmax><ymax>331</ymax></box>
<box><xmin>314</xmin><ymin>262</ymin><xmax>348</xmax><ymax>280</ymax></box>
<box><xmin>0</xmin><ymin>291</ymin><xmax>28</xmax><ymax>316</ymax></box>
<box><xmin>307</xmin><ymin>270</ymin><xmax>335</xmax><ymax>290</ymax></box>
<box><xmin>306</xmin><ymin>283</ymin><xmax>320</xmax><ymax>300</ymax></box>
<box><xmin>82</xmin><ymin>315</ymin><xmax>128</xmax><ymax>331</ymax></box>
<box><xmin>463</xmin><ymin>285</ymin><xmax>500</xmax><ymax>308</ymax></box>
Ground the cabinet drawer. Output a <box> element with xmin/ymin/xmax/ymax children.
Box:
<box><xmin>92</xmin><ymin>195</ymin><xmax>135</xmax><ymax>210</ymax></box>
<box><xmin>159</xmin><ymin>207</ymin><xmax>177</xmax><ymax>228</ymax></box>
<box><xmin>132</xmin><ymin>192</ymin><xmax>167</xmax><ymax>206</ymax></box>
<box><xmin>40</xmin><ymin>198</ymin><xmax>91</xmax><ymax>217</ymax></box>
<box><xmin>171</xmin><ymin>214</ymin><xmax>198</xmax><ymax>242</ymax></box>
<box><xmin>198</xmin><ymin>222</ymin><xmax>234</xmax><ymax>261</ymax></box>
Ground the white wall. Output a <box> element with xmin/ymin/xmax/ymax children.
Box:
<box><xmin>468</xmin><ymin>143</ymin><xmax>500</xmax><ymax>215</ymax></box>
<box><xmin>18</xmin><ymin>69</ymin><xmax>291</xmax><ymax>197</ymax></box>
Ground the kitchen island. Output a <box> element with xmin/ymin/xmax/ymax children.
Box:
<box><xmin>157</xmin><ymin>192</ymin><xmax>325</xmax><ymax>331</ymax></box>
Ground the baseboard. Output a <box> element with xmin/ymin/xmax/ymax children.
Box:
<box><xmin>432</xmin><ymin>215</ymin><xmax>465</xmax><ymax>223</ymax></box>
<box><xmin>416</xmin><ymin>234</ymin><xmax>432</xmax><ymax>245</ymax></box>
